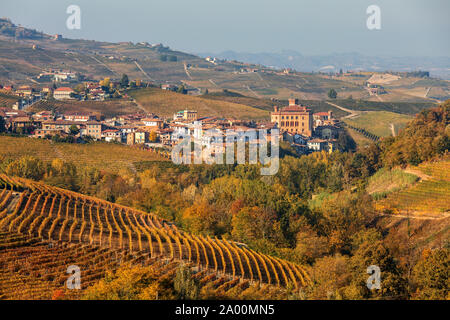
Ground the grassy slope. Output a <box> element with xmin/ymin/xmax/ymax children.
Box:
<box><xmin>376</xmin><ymin>158</ymin><xmax>450</xmax><ymax>214</ymax></box>
<box><xmin>367</xmin><ymin>168</ymin><xmax>419</xmax><ymax>198</ymax></box>
<box><xmin>344</xmin><ymin>111</ymin><xmax>413</xmax><ymax>137</ymax></box>
<box><xmin>0</xmin><ymin>135</ymin><xmax>167</xmax><ymax>173</ymax></box>
<box><xmin>129</xmin><ymin>88</ymin><xmax>269</xmax><ymax>120</ymax></box>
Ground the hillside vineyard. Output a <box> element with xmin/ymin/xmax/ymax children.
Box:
<box><xmin>0</xmin><ymin>174</ymin><xmax>310</xmax><ymax>291</ymax></box>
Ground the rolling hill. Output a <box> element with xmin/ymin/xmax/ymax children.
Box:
<box><xmin>1</xmin><ymin>18</ymin><xmax>447</xmax><ymax>103</ymax></box>
<box><xmin>0</xmin><ymin>174</ymin><xmax>310</xmax><ymax>299</ymax></box>
<box><xmin>129</xmin><ymin>88</ymin><xmax>270</xmax><ymax>120</ymax></box>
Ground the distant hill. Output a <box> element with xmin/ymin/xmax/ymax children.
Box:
<box><xmin>0</xmin><ymin>17</ymin><xmax>447</xmax><ymax>104</ymax></box>
<box><xmin>197</xmin><ymin>50</ymin><xmax>450</xmax><ymax>80</ymax></box>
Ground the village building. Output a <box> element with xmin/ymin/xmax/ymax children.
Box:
<box><xmin>42</xmin><ymin>120</ymin><xmax>81</xmax><ymax>133</ymax></box>
<box><xmin>134</xmin><ymin>131</ymin><xmax>148</xmax><ymax>144</ymax></box>
<box><xmin>142</xmin><ymin>117</ymin><xmax>164</xmax><ymax>129</ymax></box>
<box><xmin>307</xmin><ymin>138</ymin><xmax>328</xmax><ymax>151</ymax></box>
<box><xmin>314</xmin><ymin>125</ymin><xmax>341</xmax><ymax>140</ymax></box>
<box><xmin>85</xmin><ymin>121</ymin><xmax>103</xmax><ymax>140</ymax></box>
<box><xmin>313</xmin><ymin>111</ymin><xmax>334</xmax><ymax>127</ymax></box>
<box><xmin>8</xmin><ymin>116</ymin><xmax>40</xmax><ymax>132</ymax></box>
<box><xmin>33</xmin><ymin>128</ymin><xmax>67</xmax><ymax>139</ymax></box>
<box><xmin>173</xmin><ymin>110</ymin><xmax>198</xmax><ymax>121</ymax></box>
<box><xmin>32</xmin><ymin>110</ymin><xmax>54</xmax><ymax>121</ymax></box>
<box><xmin>63</xmin><ymin>112</ymin><xmax>96</xmax><ymax>122</ymax></box>
<box><xmin>53</xmin><ymin>87</ymin><xmax>74</xmax><ymax>100</ymax></box>
<box><xmin>15</xmin><ymin>86</ymin><xmax>33</xmax><ymax>97</ymax></box>
<box><xmin>271</xmin><ymin>99</ymin><xmax>313</xmax><ymax>136</ymax></box>
<box><xmin>126</xmin><ymin>132</ymin><xmax>136</xmax><ymax>145</ymax></box>
<box><xmin>102</xmin><ymin>129</ymin><xmax>121</xmax><ymax>142</ymax></box>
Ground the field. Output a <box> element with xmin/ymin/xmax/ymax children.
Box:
<box><xmin>129</xmin><ymin>88</ymin><xmax>270</xmax><ymax>120</ymax></box>
<box><xmin>344</xmin><ymin>111</ymin><xmax>413</xmax><ymax>137</ymax></box>
<box><xmin>376</xmin><ymin>159</ymin><xmax>450</xmax><ymax>214</ymax></box>
<box><xmin>0</xmin><ymin>175</ymin><xmax>310</xmax><ymax>299</ymax></box>
<box><xmin>332</xmin><ymin>99</ymin><xmax>437</xmax><ymax>115</ymax></box>
<box><xmin>30</xmin><ymin>99</ymin><xmax>142</xmax><ymax>119</ymax></box>
<box><xmin>0</xmin><ymin>136</ymin><xmax>167</xmax><ymax>173</ymax></box>
<box><xmin>367</xmin><ymin>168</ymin><xmax>419</xmax><ymax>199</ymax></box>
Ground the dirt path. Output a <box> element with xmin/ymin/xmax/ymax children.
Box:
<box><xmin>134</xmin><ymin>61</ymin><xmax>154</xmax><ymax>81</ymax></box>
<box><xmin>379</xmin><ymin>212</ymin><xmax>450</xmax><ymax>220</ymax></box>
<box><xmin>255</xmin><ymin>72</ymin><xmax>270</xmax><ymax>88</ymax></box>
<box><xmin>90</xmin><ymin>55</ymin><xmax>118</xmax><ymax>76</ymax></box>
<box><xmin>402</xmin><ymin>167</ymin><xmax>432</xmax><ymax>181</ymax></box>
<box><xmin>209</xmin><ymin>79</ymin><xmax>219</xmax><ymax>87</ymax></box>
<box><xmin>244</xmin><ymin>85</ymin><xmax>261</xmax><ymax>98</ymax></box>
<box><xmin>325</xmin><ymin>101</ymin><xmax>359</xmax><ymax>119</ymax></box>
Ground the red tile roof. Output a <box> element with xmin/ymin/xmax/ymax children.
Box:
<box><xmin>54</xmin><ymin>87</ymin><xmax>74</xmax><ymax>92</ymax></box>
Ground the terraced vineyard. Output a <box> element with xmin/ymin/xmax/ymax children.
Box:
<box><xmin>376</xmin><ymin>159</ymin><xmax>450</xmax><ymax>214</ymax></box>
<box><xmin>0</xmin><ymin>136</ymin><xmax>168</xmax><ymax>173</ymax></box>
<box><xmin>0</xmin><ymin>174</ymin><xmax>310</xmax><ymax>299</ymax></box>
<box><xmin>0</xmin><ymin>92</ymin><xmax>20</xmax><ymax>108</ymax></box>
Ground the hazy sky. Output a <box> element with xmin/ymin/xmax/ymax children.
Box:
<box><xmin>2</xmin><ymin>0</ymin><xmax>449</xmax><ymax>57</ymax></box>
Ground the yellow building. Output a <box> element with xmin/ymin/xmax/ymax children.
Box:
<box><xmin>270</xmin><ymin>99</ymin><xmax>313</xmax><ymax>136</ymax></box>
<box><xmin>174</xmin><ymin>110</ymin><xmax>198</xmax><ymax>121</ymax></box>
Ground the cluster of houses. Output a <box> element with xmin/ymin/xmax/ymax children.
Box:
<box><xmin>37</xmin><ymin>70</ymin><xmax>78</xmax><ymax>83</ymax></box>
<box><xmin>0</xmin><ymin>80</ymin><xmax>120</xmax><ymax>109</ymax></box>
<box><xmin>0</xmin><ymin>97</ymin><xmax>342</xmax><ymax>155</ymax></box>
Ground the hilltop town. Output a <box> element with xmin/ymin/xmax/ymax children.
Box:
<box><xmin>0</xmin><ymin>79</ymin><xmax>344</xmax><ymax>157</ymax></box>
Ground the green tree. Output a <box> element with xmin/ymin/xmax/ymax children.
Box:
<box><xmin>120</xmin><ymin>74</ymin><xmax>129</xmax><ymax>88</ymax></box>
<box><xmin>328</xmin><ymin>88</ymin><xmax>337</xmax><ymax>99</ymax></box>
<box><xmin>69</xmin><ymin>124</ymin><xmax>80</xmax><ymax>135</ymax></box>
